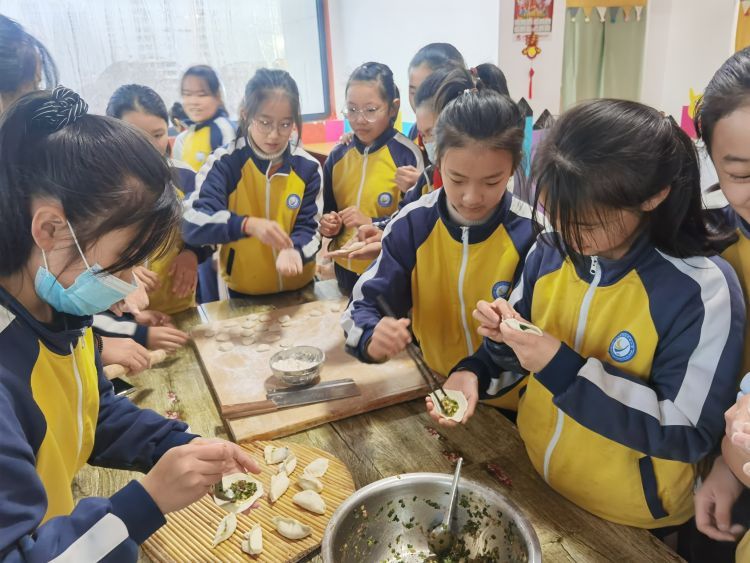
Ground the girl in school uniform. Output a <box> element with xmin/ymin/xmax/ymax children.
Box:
<box><xmin>342</xmin><ymin>86</ymin><xmax>536</xmax><ymax>412</ymax></box>
<box><xmin>0</xmin><ymin>87</ymin><xmax>257</xmax><ymax>561</ymax></box>
<box><xmin>319</xmin><ymin>62</ymin><xmax>423</xmax><ymax>295</ymax></box>
<box><xmin>183</xmin><ymin>68</ymin><xmax>323</xmax><ymax>297</ymax></box>
<box><xmin>173</xmin><ymin>65</ymin><xmax>235</xmax><ymax>171</ymax></box>
<box><xmin>691</xmin><ymin>47</ymin><xmax>750</xmax><ymax>558</ymax></box>
<box><xmin>430</xmin><ymin>99</ymin><xmax>744</xmax><ymax>531</ymax></box>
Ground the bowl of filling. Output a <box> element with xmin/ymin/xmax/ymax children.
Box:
<box><xmin>269</xmin><ymin>345</ymin><xmax>325</xmax><ymax>386</ymax></box>
<box><xmin>321</xmin><ymin>473</ymin><xmax>540</xmax><ymax>563</ymax></box>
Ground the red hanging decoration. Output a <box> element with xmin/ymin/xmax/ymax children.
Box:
<box><xmin>528</xmin><ymin>67</ymin><xmax>535</xmax><ymax>99</ymax></box>
<box><xmin>522</xmin><ymin>31</ymin><xmax>541</xmax><ymax>99</ymax></box>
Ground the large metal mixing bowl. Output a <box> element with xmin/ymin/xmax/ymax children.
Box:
<box><xmin>322</xmin><ymin>472</ymin><xmax>541</xmax><ymax>562</ymax></box>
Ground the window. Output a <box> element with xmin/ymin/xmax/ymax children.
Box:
<box><xmin>0</xmin><ymin>0</ymin><xmax>331</xmax><ymax>119</ymax></box>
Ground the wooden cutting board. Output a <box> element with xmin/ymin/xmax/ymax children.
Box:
<box><xmin>142</xmin><ymin>440</ymin><xmax>355</xmax><ymax>563</ymax></box>
<box><xmin>192</xmin><ymin>299</ymin><xmax>430</xmax><ymax>441</ymax></box>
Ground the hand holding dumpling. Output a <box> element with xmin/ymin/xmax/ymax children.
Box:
<box><xmin>276</xmin><ymin>248</ymin><xmax>303</xmax><ymax>277</ymax></box>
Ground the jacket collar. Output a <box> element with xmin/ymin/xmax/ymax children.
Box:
<box><xmin>191</xmin><ymin>107</ymin><xmax>229</xmax><ymax>130</ymax></box>
<box><xmin>245</xmin><ymin>138</ymin><xmax>293</xmax><ymax>176</ymax></box>
<box><xmin>352</xmin><ymin>126</ymin><xmax>397</xmax><ymax>155</ymax></box>
<box><xmin>568</xmin><ymin>231</ymin><xmax>653</xmax><ymax>286</ymax></box>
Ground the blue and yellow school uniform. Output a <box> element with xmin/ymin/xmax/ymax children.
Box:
<box><xmin>457</xmin><ymin>232</ymin><xmax>744</xmax><ymax>528</ymax></box>
<box><xmin>182</xmin><ymin>138</ymin><xmax>323</xmax><ymax>296</ymax></box>
<box><xmin>343</xmin><ymin>189</ymin><xmax>535</xmax><ymax>409</ymax></box>
<box><xmin>173</xmin><ymin>109</ymin><xmax>235</xmax><ymax>172</ymax></box>
<box><xmin>323</xmin><ymin>127</ymin><xmax>423</xmax><ymax>285</ymax></box>
<box><xmin>0</xmin><ymin>288</ymin><xmax>196</xmax><ymax>560</ymax></box>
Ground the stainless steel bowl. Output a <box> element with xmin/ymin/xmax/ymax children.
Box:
<box><xmin>322</xmin><ymin>473</ymin><xmax>541</xmax><ymax>563</ymax></box>
<box><xmin>269</xmin><ymin>345</ymin><xmax>325</xmax><ymax>386</ymax></box>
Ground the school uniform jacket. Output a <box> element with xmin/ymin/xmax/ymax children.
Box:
<box><xmin>323</xmin><ymin>127</ymin><xmax>423</xmax><ymax>275</ymax></box>
<box><xmin>342</xmin><ymin>189</ymin><xmax>536</xmax><ymax>408</ymax></box>
<box><xmin>182</xmin><ymin>137</ymin><xmax>323</xmax><ymax>295</ymax></box>
<box><xmin>457</xmin><ymin>232</ymin><xmax>744</xmax><ymax>528</ymax></box>
<box><xmin>173</xmin><ymin>109</ymin><xmax>235</xmax><ymax>172</ymax></box>
<box><xmin>0</xmin><ymin>288</ymin><xmax>197</xmax><ymax>561</ymax></box>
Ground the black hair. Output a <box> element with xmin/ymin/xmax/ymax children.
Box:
<box><xmin>0</xmin><ymin>89</ymin><xmax>179</xmax><ymax>276</ymax></box>
<box><xmin>696</xmin><ymin>46</ymin><xmax>750</xmax><ymax>156</ymax></box>
<box><xmin>433</xmin><ymin>88</ymin><xmax>525</xmax><ymax>171</ymax></box>
<box><xmin>237</xmin><ymin>68</ymin><xmax>302</xmax><ymax>146</ymax></box>
<box><xmin>409</xmin><ymin>43</ymin><xmax>466</xmax><ymax>72</ymax></box>
<box><xmin>346</xmin><ymin>62</ymin><xmax>398</xmax><ymax>107</ymax></box>
<box><xmin>0</xmin><ymin>15</ymin><xmax>58</xmax><ymax>98</ymax></box>
<box><xmin>170</xmin><ymin>101</ymin><xmax>188</xmax><ymax>125</ymax></box>
<box><xmin>415</xmin><ymin>64</ymin><xmax>510</xmax><ymax>114</ymax></box>
<box><xmin>181</xmin><ymin>65</ymin><xmax>223</xmax><ymax>100</ymax></box>
<box><xmin>534</xmin><ymin>98</ymin><xmax>730</xmax><ymax>259</ymax></box>
<box><xmin>106</xmin><ymin>84</ymin><xmax>169</xmax><ymax>123</ymax></box>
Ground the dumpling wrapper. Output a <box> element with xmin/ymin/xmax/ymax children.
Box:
<box><xmin>302</xmin><ymin>457</ymin><xmax>329</xmax><ymax>478</ymax></box>
<box><xmin>213</xmin><ymin>473</ymin><xmax>264</xmax><ymax>513</ymax></box>
<box><xmin>297</xmin><ymin>475</ymin><xmax>324</xmax><ymax>493</ymax></box>
<box><xmin>241</xmin><ymin>523</ymin><xmax>263</xmax><ymax>556</ymax></box>
<box><xmin>276</xmin><ymin>453</ymin><xmax>297</xmax><ymax>476</ymax></box>
<box><xmin>211</xmin><ymin>512</ymin><xmax>237</xmax><ymax>547</ymax></box>
<box><xmin>502</xmin><ymin>317</ymin><xmax>543</xmax><ymax>336</ymax></box>
<box><xmin>273</xmin><ymin>516</ymin><xmax>312</xmax><ymax>540</ymax></box>
<box><xmin>429</xmin><ymin>389</ymin><xmax>469</xmax><ymax>423</ymax></box>
<box><xmin>269</xmin><ymin>470</ymin><xmax>290</xmax><ymax>504</ymax></box>
<box><xmin>264</xmin><ymin>445</ymin><xmax>290</xmax><ymax>465</ymax></box>
<box><xmin>292</xmin><ymin>490</ymin><xmax>326</xmax><ymax>514</ymax></box>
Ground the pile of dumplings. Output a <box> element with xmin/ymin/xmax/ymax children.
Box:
<box><xmin>210</xmin><ymin>444</ymin><xmax>331</xmax><ymax>557</ymax></box>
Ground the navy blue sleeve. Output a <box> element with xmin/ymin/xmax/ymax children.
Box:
<box><xmin>290</xmin><ymin>158</ymin><xmax>323</xmax><ymax>264</ymax></box>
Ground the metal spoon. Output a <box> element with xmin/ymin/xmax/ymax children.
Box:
<box><xmin>428</xmin><ymin>457</ymin><xmax>463</xmax><ymax>555</ymax></box>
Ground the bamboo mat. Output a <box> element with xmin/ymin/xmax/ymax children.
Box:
<box><xmin>143</xmin><ymin>440</ymin><xmax>355</xmax><ymax>562</ymax></box>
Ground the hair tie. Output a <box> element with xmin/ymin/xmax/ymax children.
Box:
<box><xmin>31</xmin><ymin>85</ymin><xmax>88</xmax><ymax>133</ymax></box>
<box><xmin>463</xmin><ymin>88</ymin><xmax>479</xmax><ymax>96</ymax></box>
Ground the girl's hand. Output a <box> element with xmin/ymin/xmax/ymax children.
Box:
<box><xmin>694</xmin><ymin>455</ymin><xmax>747</xmax><ymax>542</ymax></box>
<box><xmin>425</xmin><ymin>370</ymin><xmax>479</xmax><ymax>427</ymax></box>
<box><xmin>473</xmin><ymin>298</ymin><xmax>520</xmax><ymax>343</ymax></box>
<box><xmin>340</xmin><ymin>206</ymin><xmax>372</xmax><ymax>229</ymax></box>
<box><xmin>395</xmin><ymin>166</ymin><xmax>421</xmax><ymax>193</ymax></box>
<box><xmin>147</xmin><ymin>326</ymin><xmax>190</xmax><ymax>352</ymax></box>
<box><xmin>100</xmin><ymin>336</ymin><xmax>151</xmax><ymax>374</ymax></box>
<box><xmin>276</xmin><ymin>248</ymin><xmax>303</xmax><ymax>277</ymax></box>
<box><xmin>169</xmin><ymin>249</ymin><xmax>198</xmax><ymax>298</ymax></box>
<box><xmin>244</xmin><ymin>217</ymin><xmax>292</xmax><ymax>250</ymax></box>
<box><xmin>133</xmin><ymin>309</ymin><xmax>173</xmax><ymax>327</ymax></box>
<box><xmin>189</xmin><ymin>437</ymin><xmax>261</xmax><ymax>476</ymax></box>
<box><xmin>726</xmin><ymin>394</ymin><xmax>750</xmax><ymax>452</ymax></box>
<box><xmin>133</xmin><ymin>266</ymin><xmax>161</xmax><ymax>293</ymax></box>
<box><xmin>319</xmin><ymin>212</ymin><xmax>343</xmax><ymax>238</ymax></box>
<box><xmin>366</xmin><ymin>317</ymin><xmax>412</xmax><ymax>362</ymax></box>
<box><xmin>348</xmin><ymin>224</ymin><xmax>383</xmax><ymax>260</ymax></box>
<box><xmin>140</xmin><ymin>440</ymin><xmax>260</xmax><ymax>515</ymax></box>
<box><xmin>338</xmin><ymin>132</ymin><xmax>354</xmax><ymax>146</ymax></box>
<box><xmin>499</xmin><ymin>319</ymin><xmax>561</xmax><ymax>373</ymax></box>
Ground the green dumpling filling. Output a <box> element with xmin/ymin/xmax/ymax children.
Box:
<box><xmin>441</xmin><ymin>397</ymin><xmax>459</xmax><ymax>417</ymax></box>
<box><xmin>229</xmin><ymin>480</ymin><xmax>258</xmax><ymax>502</ymax></box>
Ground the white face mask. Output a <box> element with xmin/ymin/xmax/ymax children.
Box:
<box><xmin>424</xmin><ymin>141</ymin><xmax>437</xmax><ymax>164</ymax></box>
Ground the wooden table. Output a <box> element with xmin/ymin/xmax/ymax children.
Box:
<box><xmin>74</xmin><ymin>281</ymin><xmax>682</xmax><ymax>562</ymax></box>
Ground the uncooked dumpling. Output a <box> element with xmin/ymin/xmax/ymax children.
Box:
<box><xmin>268</xmin><ymin>323</ymin><xmax>282</xmax><ymax>333</ymax></box>
<box><xmin>264</xmin><ymin>334</ymin><xmax>281</xmax><ymax>343</ymax></box>
<box><xmin>242</xmin><ymin>337</ymin><xmax>255</xmax><ymax>346</ymax></box>
<box><xmin>279</xmin><ymin>315</ymin><xmax>291</xmax><ymax>323</ymax></box>
<box><xmin>279</xmin><ymin>339</ymin><xmax>293</xmax><ymax>348</ymax></box>
<box><xmin>254</xmin><ymin>324</ymin><xmax>268</xmax><ymax>333</ymax></box>
<box><xmin>292</xmin><ymin>490</ymin><xmax>326</xmax><ymax>514</ymax></box>
<box><xmin>229</xmin><ymin>326</ymin><xmax>243</xmax><ymax>338</ymax></box>
<box><xmin>214</xmin><ymin>473</ymin><xmax>264</xmax><ymax>513</ymax></box>
<box><xmin>216</xmin><ymin>332</ymin><xmax>231</xmax><ymax>342</ymax></box>
<box><xmin>272</xmin><ymin>516</ymin><xmax>312</xmax><ymax>540</ymax></box>
<box><xmin>241</xmin><ymin>328</ymin><xmax>254</xmax><ymax>337</ymax></box>
<box><xmin>269</xmin><ymin>470</ymin><xmax>290</xmax><ymax>504</ymax></box>
<box><xmin>256</xmin><ymin>344</ymin><xmax>271</xmax><ymax>353</ymax></box>
<box><xmin>223</xmin><ymin>320</ymin><xmax>238</xmax><ymax>328</ymax></box>
<box><xmin>329</xmin><ymin>303</ymin><xmax>341</xmax><ymax>313</ymax></box>
<box><xmin>218</xmin><ymin>342</ymin><xmax>234</xmax><ymax>352</ymax></box>
<box><xmin>429</xmin><ymin>388</ymin><xmax>469</xmax><ymax>423</ymax></box>
<box><xmin>502</xmin><ymin>317</ymin><xmax>543</xmax><ymax>336</ymax></box>
<box><xmin>264</xmin><ymin>445</ymin><xmax>290</xmax><ymax>465</ymax></box>
<box><xmin>241</xmin><ymin>523</ymin><xmax>263</xmax><ymax>556</ymax></box>
<box><xmin>308</xmin><ymin>309</ymin><xmax>323</xmax><ymax>317</ymax></box>
<box><xmin>297</xmin><ymin>475</ymin><xmax>324</xmax><ymax>493</ymax></box>
<box><xmin>276</xmin><ymin>453</ymin><xmax>297</xmax><ymax>476</ymax></box>
<box><xmin>211</xmin><ymin>512</ymin><xmax>237</xmax><ymax>547</ymax></box>
<box><xmin>259</xmin><ymin>313</ymin><xmax>272</xmax><ymax>322</ymax></box>
<box><xmin>303</xmin><ymin>457</ymin><xmax>329</xmax><ymax>478</ymax></box>
<box><xmin>247</xmin><ymin>314</ymin><xmax>259</xmax><ymax>321</ymax></box>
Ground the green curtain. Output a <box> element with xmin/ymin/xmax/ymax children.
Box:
<box><xmin>561</xmin><ymin>7</ymin><xmax>647</xmax><ymax>111</ymax></box>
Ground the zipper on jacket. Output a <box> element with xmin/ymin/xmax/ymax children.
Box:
<box><xmin>264</xmin><ymin>161</ymin><xmax>284</xmax><ymax>291</ymax></box>
<box><xmin>70</xmin><ymin>343</ymin><xmax>84</xmax><ymax>459</ymax></box>
<box><xmin>348</xmin><ymin>147</ymin><xmax>370</xmax><ymax>271</ymax></box>
<box><xmin>542</xmin><ymin>256</ymin><xmax>601</xmax><ymax>482</ymax></box>
<box><xmin>458</xmin><ymin>226</ymin><xmax>474</xmax><ymax>354</ymax></box>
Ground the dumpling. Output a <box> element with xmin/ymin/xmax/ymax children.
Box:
<box><xmin>213</xmin><ymin>473</ymin><xmax>264</xmax><ymax>513</ymax></box>
<box><xmin>303</xmin><ymin>457</ymin><xmax>329</xmax><ymax>478</ymax></box>
<box><xmin>429</xmin><ymin>389</ymin><xmax>469</xmax><ymax>423</ymax></box>
<box><xmin>296</xmin><ymin>475</ymin><xmax>324</xmax><ymax>493</ymax></box>
<box><xmin>241</xmin><ymin>523</ymin><xmax>263</xmax><ymax>556</ymax></box>
<box><xmin>502</xmin><ymin>317</ymin><xmax>543</xmax><ymax>336</ymax></box>
<box><xmin>292</xmin><ymin>490</ymin><xmax>326</xmax><ymax>515</ymax></box>
<box><xmin>269</xmin><ymin>470</ymin><xmax>290</xmax><ymax>504</ymax></box>
<box><xmin>276</xmin><ymin>453</ymin><xmax>297</xmax><ymax>476</ymax></box>
<box><xmin>211</xmin><ymin>512</ymin><xmax>237</xmax><ymax>547</ymax></box>
<box><xmin>273</xmin><ymin>516</ymin><xmax>312</xmax><ymax>540</ymax></box>
<box><xmin>264</xmin><ymin>445</ymin><xmax>290</xmax><ymax>465</ymax></box>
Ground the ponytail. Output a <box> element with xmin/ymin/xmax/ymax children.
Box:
<box><xmin>473</xmin><ymin>63</ymin><xmax>510</xmax><ymax>97</ymax></box>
